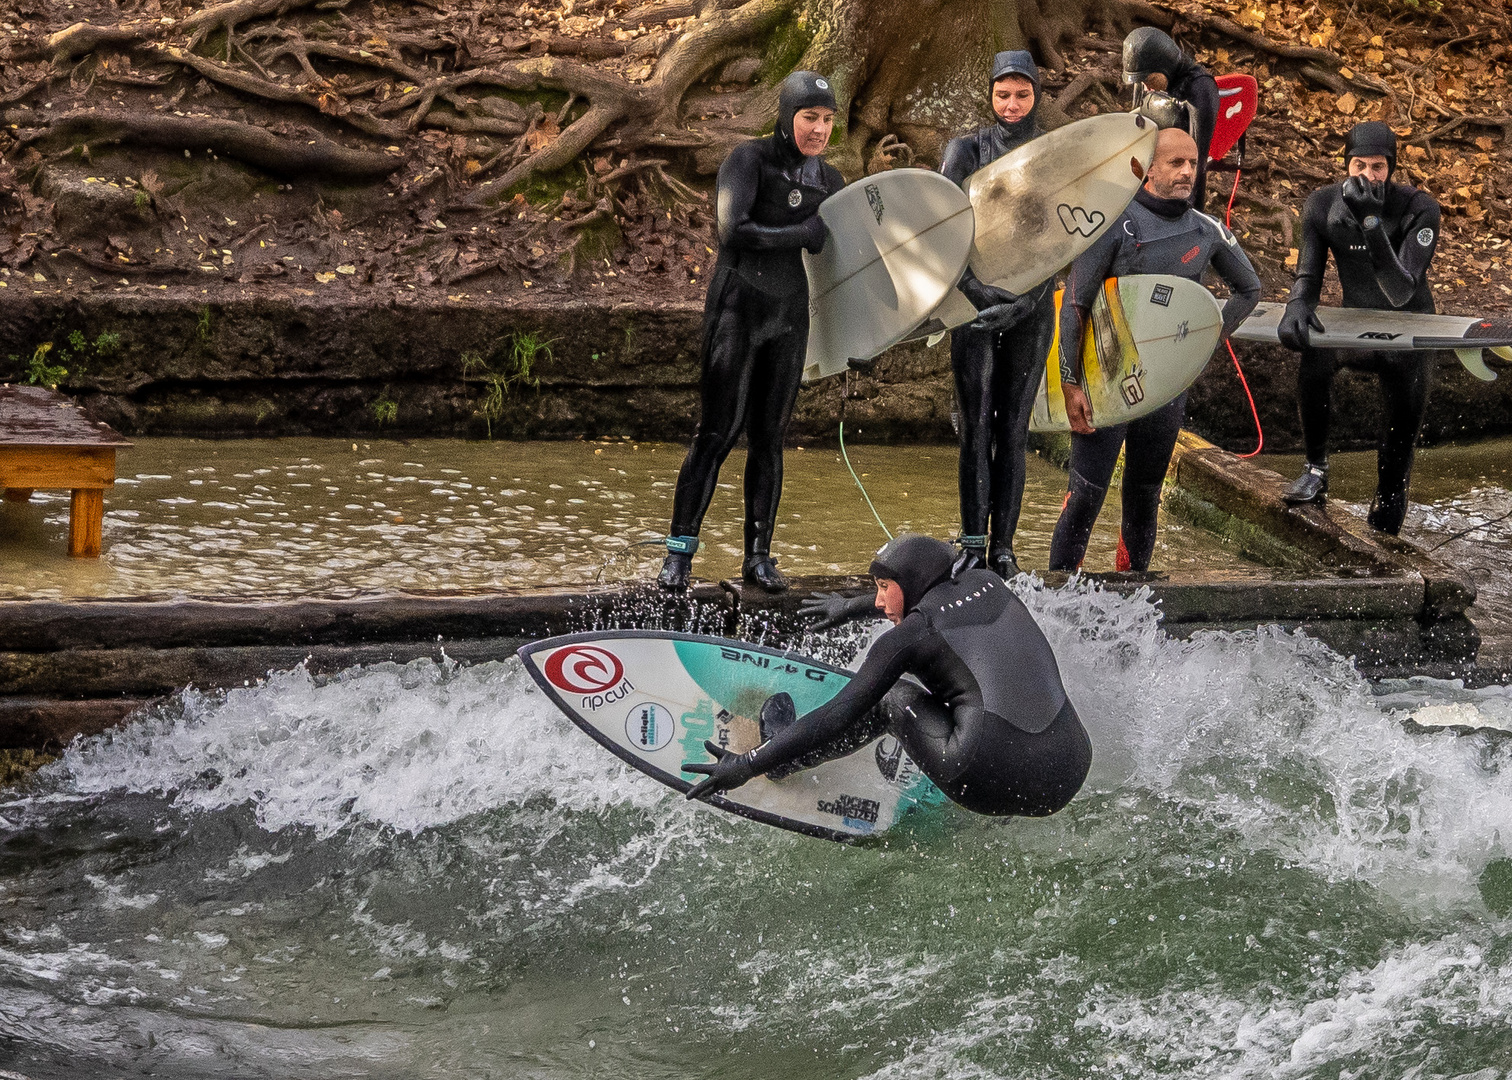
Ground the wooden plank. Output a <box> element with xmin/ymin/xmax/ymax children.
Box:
<box><xmin>0</xmin><ymin>446</ymin><xmax>117</xmax><ymax>489</ymax></box>
<box><xmin>0</xmin><ymin>385</ymin><xmax>132</xmax><ymax>448</ymax></box>
<box><xmin>2</xmin><ymin>489</ymin><xmax>34</xmax><ymax>502</ymax></box>
<box><xmin>69</xmin><ymin>488</ymin><xmax>104</xmax><ymax>558</ymax></box>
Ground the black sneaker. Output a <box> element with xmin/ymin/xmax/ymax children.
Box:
<box><xmin>742</xmin><ymin>554</ymin><xmax>789</xmax><ymax>593</ymax></box>
<box><xmin>657</xmin><ymin>552</ymin><xmax>691</xmax><ymax>590</ymax></box>
<box><xmin>1282</xmin><ymin>464</ymin><xmax>1328</xmax><ymax>505</ymax></box>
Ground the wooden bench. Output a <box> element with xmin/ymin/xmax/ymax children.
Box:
<box><xmin>0</xmin><ymin>385</ymin><xmax>131</xmax><ymax>558</ymax></box>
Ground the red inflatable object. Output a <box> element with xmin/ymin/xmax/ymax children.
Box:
<box><xmin>1210</xmin><ymin>73</ymin><xmax>1258</xmax><ymax>161</ymax></box>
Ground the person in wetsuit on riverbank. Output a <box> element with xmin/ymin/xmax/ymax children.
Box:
<box><xmin>1276</xmin><ymin>121</ymin><xmax>1442</xmax><ymax>535</ymax></box>
<box><xmin>683</xmin><ymin>534</ymin><xmax>1091</xmax><ymax>817</ymax></box>
<box><xmin>657</xmin><ymin>72</ymin><xmax>844</xmax><ymax>593</ymax></box>
<box><xmin>1123</xmin><ymin>26</ymin><xmax>1219</xmax><ymax>211</ymax></box>
<box><xmin>1049</xmin><ymin>127</ymin><xmax>1260</xmax><ymax>573</ymax></box>
<box><xmin>938</xmin><ymin>51</ymin><xmax>1057</xmax><ymax>578</ymax></box>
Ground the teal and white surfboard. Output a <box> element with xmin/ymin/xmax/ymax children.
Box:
<box><xmin>517</xmin><ymin>631</ymin><xmax>943</xmax><ymax>842</ymax></box>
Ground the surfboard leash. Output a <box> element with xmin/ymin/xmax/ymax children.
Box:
<box><xmin>1223</xmin><ymin>136</ymin><xmax>1264</xmax><ymax>460</ymax></box>
<box><xmin>839</xmin><ymin>371</ymin><xmax>893</xmax><ymax>540</ymax></box>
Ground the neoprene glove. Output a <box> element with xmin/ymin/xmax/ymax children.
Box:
<box><xmin>684</xmin><ymin>741</ymin><xmax>758</xmax><ymax>802</ymax></box>
<box><xmin>1341</xmin><ymin>176</ymin><xmax>1386</xmax><ymax>223</ymax></box>
<box><xmin>1277</xmin><ymin>299</ymin><xmax>1325</xmax><ymax>352</ymax></box>
<box><xmin>969</xmin><ymin>294</ymin><xmax>1035</xmax><ymax>333</ymax></box>
<box><xmin>801</xmin><ymin>214</ymin><xmax>827</xmax><ymax>254</ymax></box>
<box><xmin>798</xmin><ymin>591</ymin><xmax>874</xmax><ymax>630</ymax></box>
<box><xmin>958</xmin><ymin>274</ymin><xmax>1016</xmax><ymax>313</ymax></box>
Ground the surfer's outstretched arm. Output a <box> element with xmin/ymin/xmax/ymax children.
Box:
<box><xmin>799</xmin><ymin>591</ymin><xmax>882</xmax><ymax>630</ymax></box>
<box><xmin>683</xmin><ymin>622</ymin><xmax>918</xmax><ymax>801</ymax></box>
<box><xmin>1206</xmin><ymin>223</ymin><xmax>1261</xmax><ymax>336</ymax></box>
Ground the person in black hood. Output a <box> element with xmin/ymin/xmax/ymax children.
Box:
<box><xmin>683</xmin><ymin>534</ymin><xmax>1091</xmax><ymax>818</ymax></box>
<box><xmin>1276</xmin><ymin>121</ymin><xmax>1442</xmax><ymax>535</ymax></box>
<box><xmin>1122</xmin><ymin>26</ymin><xmax>1219</xmax><ymax>210</ymax></box>
<box><xmin>658</xmin><ymin>71</ymin><xmax>845</xmax><ymax>592</ymax></box>
<box><xmin>936</xmin><ymin>50</ymin><xmax>1057</xmax><ymax>578</ymax></box>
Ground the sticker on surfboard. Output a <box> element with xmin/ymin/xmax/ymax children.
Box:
<box><xmin>1032</xmin><ymin>274</ymin><xmax>1223</xmax><ymax>433</ymax></box>
<box><xmin>518</xmin><ymin>631</ymin><xmax>945</xmax><ymax>842</ymax></box>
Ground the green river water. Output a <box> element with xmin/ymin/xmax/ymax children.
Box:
<box><xmin>1</xmin><ymin>440</ymin><xmax>1510</xmax><ymax>1078</ymax></box>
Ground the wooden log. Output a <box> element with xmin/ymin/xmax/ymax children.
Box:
<box><xmin>68</xmin><ymin>488</ymin><xmax>104</xmax><ymax>558</ymax></box>
<box><xmin>2</xmin><ymin>489</ymin><xmax>34</xmax><ymax>502</ymax></box>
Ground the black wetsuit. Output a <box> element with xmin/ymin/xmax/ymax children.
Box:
<box><xmin>1049</xmin><ymin>187</ymin><xmax>1260</xmax><ymax>572</ymax></box>
<box><xmin>737</xmin><ymin>536</ymin><xmax>1090</xmax><ymax>817</ymax></box>
<box><xmin>1285</xmin><ymin>180</ymin><xmax>1441</xmax><ymax>533</ymax></box>
<box><xmin>664</xmin><ymin>75</ymin><xmax>843</xmax><ymax>575</ymax></box>
<box><xmin>938</xmin><ymin>58</ymin><xmax>1057</xmax><ymax>571</ymax></box>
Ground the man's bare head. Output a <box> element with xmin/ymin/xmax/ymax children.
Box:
<box><xmin>1145</xmin><ymin>127</ymin><xmax>1199</xmax><ymax>202</ymax></box>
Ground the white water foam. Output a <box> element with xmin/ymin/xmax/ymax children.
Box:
<box><xmin>56</xmin><ymin>656</ymin><xmax>679</xmax><ymax>837</ymax></box>
<box><xmin>43</xmin><ymin>580</ymin><xmax>1512</xmax><ymax>906</ymax></box>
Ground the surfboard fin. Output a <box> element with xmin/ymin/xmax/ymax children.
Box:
<box><xmin>926</xmin><ymin>332</ymin><xmax>946</xmax><ymax>348</ymax></box>
<box><xmin>1456</xmin><ymin>348</ymin><xmax>1498</xmax><ymax>382</ymax></box>
<box><xmin>1493</xmin><ymin>346</ymin><xmax>1512</xmax><ymax>362</ymax></box>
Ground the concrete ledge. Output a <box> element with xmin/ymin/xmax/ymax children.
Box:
<box><xmin>0</xmin><ymin>697</ymin><xmax>151</xmax><ymax>750</ymax></box>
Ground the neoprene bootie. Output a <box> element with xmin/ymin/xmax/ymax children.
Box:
<box><xmin>989</xmin><ymin>548</ymin><xmax>1020</xmax><ymax>579</ymax></box>
<box><xmin>1367</xmin><ymin>489</ymin><xmax>1408</xmax><ymax>535</ymax></box>
<box><xmin>657</xmin><ymin>553</ymin><xmax>692</xmax><ymax>590</ymax></box>
<box><xmin>743</xmin><ymin>553</ymin><xmax>789</xmax><ymax>593</ymax></box>
<box><xmin>1282</xmin><ymin>464</ymin><xmax>1329</xmax><ymax>505</ymax></box>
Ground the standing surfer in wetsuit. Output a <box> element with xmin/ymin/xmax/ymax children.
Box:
<box><xmin>684</xmin><ymin>534</ymin><xmax>1091</xmax><ymax>817</ymax></box>
<box><xmin>938</xmin><ymin>51</ymin><xmax>1057</xmax><ymax>578</ymax></box>
<box><xmin>1122</xmin><ymin>26</ymin><xmax>1219</xmax><ymax>211</ymax></box>
<box><xmin>657</xmin><ymin>72</ymin><xmax>844</xmax><ymax>593</ymax></box>
<box><xmin>1276</xmin><ymin>121</ymin><xmax>1442</xmax><ymax>535</ymax></box>
<box><xmin>1049</xmin><ymin>127</ymin><xmax>1260</xmax><ymax>573</ymax></box>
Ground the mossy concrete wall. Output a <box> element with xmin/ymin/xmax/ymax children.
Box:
<box><xmin>6</xmin><ymin>291</ymin><xmax>1512</xmax><ymax>448</ymax></box>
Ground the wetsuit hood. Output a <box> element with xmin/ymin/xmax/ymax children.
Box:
<box><xmin>777</xmin><ymin>71</ymin><xmax>838</xmax><ymax>160</ymax></box>
<box><xmin>989</xmin><ymin>49</ymin><xmax>1041</xmax><ymax>140</ymax></box>
<box><xmin>1123</xmin><ymin>26</ymin><xmax>1192</xmax><ymax>86</ymax></box>
<box><xmin>869</xmin><ymin>534</ymin><xmax>955</xmax><ymax>613</ymax></box>
<box><xmin>1344</xmin><ymin>120</ymin><xmax>1397</xmax><ymax>177</ymax></box>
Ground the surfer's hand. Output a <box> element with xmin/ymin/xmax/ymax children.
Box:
<box><xmin>1061</xmin><ymin>383</ymin><xmax>1096</xmax><ymax>434</ymax></box>
<box><xmin>969</xmin><ymin>294</ymin><xmax>1033</xmax><ymax>332</ymax></box>
<box><xmin>684</xmin><ymin>741</ymin><xmax>757</xmax><ymax>802</ymax></box>
<box><xmin>800</xmin><ymin>215</ymin><xmax>827</xmax><ymax>255</ymax></box>
<box><xmin>1342</xmin><ymin>175</ymin><xmax>1385</xmax><ymax>222</ymax></box>
<box><xmin>1277</xmin><ymin>300</ymin><xmax>1325</xmax><ymax>352</ymax></box>
<box><xmin>799</xmin><ymin>591</ymin><xmax>860</xmax><ymax>630</ymax></box>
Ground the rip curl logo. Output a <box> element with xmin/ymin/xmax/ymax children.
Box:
<box><xmin>1181</xmin><ymin>244</ymin><xmax>1201</xmax><ymax>264</ymax></box>
<box><xmin>1417</xmin><ymin>227</ymin><xmax>1435</xmax><ymax>247</ymax></box>
<box><xmin>1057</xmin><ymin>204</ymin><xmax>1105</xmax><ymax>237</ymax></box>
<box><xmin>788</xmin><ymin>188</ymin><xmax>803</xmax><ymax>208</ymax></box>
<box><xmin>865</xmin><ymin>182</ymin><xmax>885</xmax><ymax>224</ymax></box>
<box><xmin>544</xmin><ymin>645</ymin><xmax>625</xmax><ymax>694</ymax></box>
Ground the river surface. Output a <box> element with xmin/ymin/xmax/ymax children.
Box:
<box><xmin>0</xmin><ymin>438</ymin><xmax>1245</xmax><ymax>599</ymax></box>
<box><xmin>2</xmin><ymin>581</ymin><xmax>1510</xmax><ymax>1078</ymax></box>
<box><xmin>1267</xmin><ymin>436</ymin><xmax>1512</xmax><ymax>634</ymax></box>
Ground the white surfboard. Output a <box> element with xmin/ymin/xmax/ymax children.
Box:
<box><xmin>1233</xmin><ymin>303</ymin><xmax>1512</xmax><ymax>382</ymax></box>
<box><xmin>802</xmin><ymin>169</ymin><xmax>975</xmax><ymax>382</ymax></box>
<box><xmin>1031</xmin><ymin>275</ymin><xmax>1223</xmax><ymax>432</ymax></box>
<box><xmin>517</xmin><ymin>631</ymin><xmax>944</xmax><ymax>842</ymax></box>
<box><xmin>967</xmin><ymin>112</ymin><xmax>1158</xmax><ymax>294</ymax></box>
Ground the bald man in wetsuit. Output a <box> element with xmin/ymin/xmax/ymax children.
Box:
<box><xmin>683</xmin><ymin>534</ymin><xmax>1091</xmax><ymax>818</ymax></box>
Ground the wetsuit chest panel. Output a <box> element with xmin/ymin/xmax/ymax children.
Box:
<box><xmin>919</xmin><ymin>572</ymin><xmax>1068</xmax><ymax>733</ymax></box>
<box><xmin>714</xmin><ymin>137</ymin><xmax>839</xmax><ymax>297</ymax></box>
<box><xmin>1114</xmin><ymin>203</ymin><xmax>1220</xmax><ymax>283</ymax></box>
<box><xmin>1318</xmin><ymin>183</ymin><xmax>1436</xmax><ymax>312</ymax></box>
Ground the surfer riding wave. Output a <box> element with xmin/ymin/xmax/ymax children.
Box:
<box><xmin>683</xmin><ymin>534</ymin><xmax>1091</xmax><ymax>817</ymax></box>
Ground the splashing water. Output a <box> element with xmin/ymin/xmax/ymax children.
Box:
<box><xmin>2</xmin><ymin>582</ymin><xmax>1510</xmax><ymax>1079</ymax></box>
